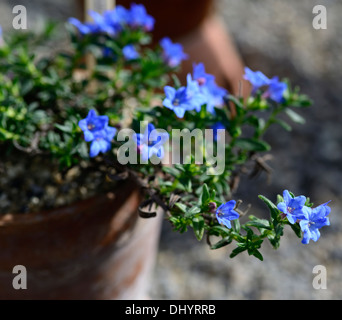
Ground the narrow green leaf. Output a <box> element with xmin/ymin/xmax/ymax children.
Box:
<box><xmin>210</xmin><ymin>237</ymin><xmax>233</xmax><ymax>250</ymax></box>
<box><xmin>192</xmin><ymin>216</ymin><xmax>205</xmax><ymax>241</ymax></box>
<box><xmin>235</xmin><ymin>138</ymin><xmax>271</xmax><ymax>152</ymax></box>
<box><xmin>174</xmin><ymin>202</ymin><xmax>187</xmax><ymax>213</ymax></box>
<box><xmin>201</xmin><ymin>183</ymin><xmax>210</xmax><ymax>206</ymax></box>
<box><xmin>258</xmin><ymin>195</ymin><xmax>280</xmax><ymax>221</ymax></box>
<box><xmin>285</xmin><ymin>109</ymin><xmax>306</xmax><ymax>124</ymax></box>
<box><xmin>230</xmin><ymin>245</ymin><xmax>247</xmax><ymax>258</ymax></box>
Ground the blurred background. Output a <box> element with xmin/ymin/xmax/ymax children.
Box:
<box><xmin>0</xmin><ymin>0</ymin><xmax>341</xmax><ymax>299</ymax></box>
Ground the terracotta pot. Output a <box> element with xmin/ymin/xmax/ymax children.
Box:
<box><xmin>0</xmin><ymin>180</ymin><xmax>162</xmax><ymax>299</ymax></box>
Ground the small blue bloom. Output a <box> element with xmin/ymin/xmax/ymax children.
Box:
<box><xmin>163</xmin><ymin>74</ymin><xmax>206</xmax><ymax>118</ymax></box>
<box><xmin>300</xmin><ymin>202</ymin><xmax>331</xmax><ymax>244</ymax></box>
<box><xmin>0</xmin><ymin>25</ymin><xmax>3</xmax><ymax>46</ymax></box>
<box><xmin>185</xmin><ymin>74</ymin><xmax>207</xmax><ymax>112</ymax></box>
<box><xmin>87</xmin><ymin>10</ymin><xmax>117</xmax><ymax>35</ymax></box>
<box><xmin>122</xmin><ymin>44</ymin><xmax>140</xmax><ymax>60</ymax></box>
<box><xmin>193</xmin><ymin>62</ymin><xmax>215</xmax><ymax>86</ymax></box>
<box><xmin>163</xmin><ymin>86</ymin><xmax>191</xmax><ymax>118</ymax></box>
<box><xmin>78</xmin><ymin>110</ymin><xmax>117</xmax><ymax>157</ymax></box>
<box><xmin>127</xmin><ymin>3</ymin><xmax>155</xmax><ymax>31</ymax></box>
<box><xmin>133</xmin><ymin>123</ymin><xmax>169</xmax><ymax>161</ymax></box>
<box><xmin>244</xmin><ymin>67</ymin><xmax>270</xmax><ymax>93</ymax></box>
<box><xmin>264</xmin><ymin>76</ymin><xmax>287</xmax><ymax>103</ymax></box>
<box><xmin>193</xmin><ymin>63</ymin><xmax>227</xmax><ymax>113</ymax></box>
<box><xmin>69</xmin><ymin>4</ymin><xmax>155</xmax><ymax>36</ymax></box>
<box><xmin>215</xmin><ymin>200</ymin><xmax>240</xmax><ymax>229</ymax></box>
<box><xmin>160</xmin><ymin>37</ymin><xmax>188</xmax><ymax>68</ymax></box>
<box><xmin>103</xmin><ymin>5</ymin><xmax>129</xmax><ymax>31</ymax></box>
<box><xmin>277</xmin><ymin>190</ymin><xmax>307</xmax><ymax>224</ymax></box>
<box><xmin>68</xmin><ymin>17</ymin><xmax>97</xmax><ymax>35</ymax></box>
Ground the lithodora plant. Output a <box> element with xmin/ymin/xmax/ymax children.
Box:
<box><xmin>0</xmin><ymin>4</ymin><xmax>331</xmax><ymax>260</ymax></box>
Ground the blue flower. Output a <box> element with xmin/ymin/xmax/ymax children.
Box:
<box><xmin>68</xmin><ymin>17</ymin><xmax>98</xmax><ymax>35</ymax></box>
<box><xmin>163</xmin><ymin>74</ymin><xmax>206</xmax><ymax>118</ymax></box>
<box><xmin>211</xmin><ymin>122</ymin><xmax>226</xmax><ymax>141</ymax></box>
<box><xmin>127</xmin><ymin>3</ymin><xmax>155</xmax><ymax>31</ymax></box>
<box><xmin>299</xmin><ymin>202</ymin><xmax>331</xmax><ymax>244</ymax></box>
<box><xmin>163</xmin><ymin>86</ymin><xmax>191</xmax><ymax>118</ymax></box>
<box><xmin>87</xmin><ymin>10</ymin><xmax>117</xmax><ymax>35</ymax></box>
<box><xmin>277</xmin><ymin>190</ymin><xmax>307</xmax><ymax>224</ymax></box>
<box><xmin>122</xmin><ymin>44</ymin><xmax>140</xmax><ymax>60</ymax></box>
<box><xmin>78</xmin><ymin>110</ymin><xmax>117</xmax><ymax>157</ymax></box>
<box><xmin>160</xmin><ymin>37</ymin><xmax>188</xmax><ymax>68</ymax></box>
<box><xmin>193</xmin><ymin>63</ymin><xmax>227</xmax><ymax>113</ymax></box>
<box><xmin>244</xmin><ymin>67</ymin><xmax>270</xmax><ymax>93</ymax></box>
<box><xmin>68</xmin><ymin>4</ymin><xmax>155</xmax><ymax>36</ymax></box>
<box><xmin>185</xmin><ymin>74</ymin><xmax>207</xmax><ymax>112</ymax></box>
<box><xmin>0</xmin><ymin>25</ymin><xmax>3</xmax><ymax>47</ymax></box>
<box><xmin>264</xmin><ymin>76</ymin><xmax>287</xmax><ymax>103</ymax></box>
<box><xmin>103</xmin><ymin>5</ymin><xmax>129</xmax><ymax>31</ymax></box>
<box><xmin>133</xmin><ymin>123</ymin><xmax>169</xmax><ymax>161</ymax></box>
<box><xmin>215</xmin><ymin>200</ymin><xmax>240</xmax><ymax>229</ymax></box>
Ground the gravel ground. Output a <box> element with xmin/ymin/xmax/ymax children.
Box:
<box><xmin>0</xmin><ymin>0</ymin><xmax>341</xmax><ymax>300</ymax></box>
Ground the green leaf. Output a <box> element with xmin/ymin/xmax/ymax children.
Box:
<box><xmin>289</xmin><ymin>222</ymin><xmax>302</xmax><ymax>238</ymax></box>
<box><xmin>285</xmin><ymin>109</ymin><xmax>306</xmax><ymax>124</ymax></box>
<box><xmin>232</xmin><ymin>218</ymin><xmax>241</xmax><ymax>233</ymax></box>
<box><xmin>210</xmin><ymin>237</ymin><xmax>233</xmax><ymax>250</ymax></box>
<box><xmin>200</xmin><ymin>183</ymin><xmax>210</xmax><ymax>206</ymax></box>
<box><xmin>209</xmin><ymin>225</ymin><xmax>230</xmax><ymax>237</ymax></box>
<box><xmin>174</xmin><ymin>202</ymin><xmax>187</xmax><ymax>213</ymax></box>
<box><xmin>252</xmin><ymin>250</ymin><xmax>264</xmax><ymax>261</ymax></box>
<box><xmin>235</xmin><ymin>138</ymin><xmax>271</xmax><ymax>152</ymax></box>
<box><xmin>185</xmin><ymin>206</ymin><xmax>201</xmax><ymax>218</ymax></box>
<box><xmin>246</xmin><ymin>218</ymin><xmax>272</xmax><ymax>230</ymax></box>
<box><xmin>275</xmin><ymin>118</ymin><xmax>292</xmax><ymax>132</ymax></box>
<box><xmin>162</xmin><ymin>166</ymin><xmax>181</xmax><ymax>177</ymax></box>
<box><xmin>230</xmin><ymin>244</ymin><xmax>247</xmax><ymax>258</ymax></box>
<box><xmin>258</xmin><ymin>195</ymin><xmax>280</xmax><ymax>221</ymax></box>
<box><xmin>192</xmin><ymin>216</ymin><xmax>205</xmax><ymax>241</ymax></box>
<box><xmin>55</xmin><ymin>123</ymin><xmax>72</xmax><ymax>133</ymax></box>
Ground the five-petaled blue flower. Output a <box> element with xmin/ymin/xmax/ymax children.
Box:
<box><xmin>193</xmin><ymin>63</ymin><xmax>227</xmax><ymax>114</ymax></box>
<box><xmin>133</xmin><ymin>123</ymin><xmax>169</xmax><ymax>161</ymax></box>
<box><xmin>160</xmin><ymin>37</ymin><xmax>188</xmax><ymax>68</ymax></box>
<box><xmin>127</xmin><ymin>3</ymin><xmax>155</xmax><ymax>31</ymax></box>
<box><xmin>264</xmin><ymin>76</ymin><xmax>288</xmax><ymax>103</ymax></box>
<box><xmin>123</xmin><ymin>44</ymin><xmax>140</xmax><ymax>60</ymax></box>
<box><xmin>277</xmin><ymin>190</ymin><xmax>307</xmax><ymax>224</ymax></box>
<box><xmin>299</xmin><ymin>202</ymin><xmax>331</xmax><ymax>244</ymax></box>
<box><xmin>215</xmin><ymin>200</ymin><xmax>240</xmax><ymax>229</ymax></box>
<box><xmin>78</xmin><ymin>110</ymin><xmax>117</xmax><ymax>158</ymax></box>
<box><xmin>163</xmin><ymin>74</ymin><xmax>206</xmax><ymax>118</ymax></box>
<box><xmin>244</xmin><ymin>67</ymin><xmax>270</xmax><ymax>94</ymax></box>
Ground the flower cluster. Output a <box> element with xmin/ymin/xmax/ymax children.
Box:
<box><xmin>277</xmin><ymin>190</ymin><xmax>331</xmax><ymax>244</ymax></box>
<box><xmin>244</xmin><ymin>67</ymin><xmax>288</xmax><ymax>103</ymax></box>
<box><xmin>78</xmin><ymin>110</ymin><xmax>117</xmax><ymax>158</ymax></box>
<box><xmin>69</xmin><ymin>3</ymin><xmax>155</xmax><ymax>36</ymax></box>
<box><xmin>163</xmin><ymin>63</ymin><xmax>227</xmax><ymax>118</ymax></box>
<box><xmin>1</xmin><ymin>3</ymin><xmax>327</xmax><ymax>260</ymax></box>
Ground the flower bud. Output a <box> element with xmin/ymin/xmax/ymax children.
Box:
<box><xmin>208</xmin><ymin>202</ymin><xmax>217</xmax><ymax>213</ymax></box>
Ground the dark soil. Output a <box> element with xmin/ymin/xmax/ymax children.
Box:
<box><xmin>0</xmin><ymin>149</ymin><xmax>117</xmax><ymax>215</ymax></box>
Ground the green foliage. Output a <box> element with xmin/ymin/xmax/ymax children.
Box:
<box><xmin>0</xmin><ymin>17</ymin><xmax>313</xmax><ymax>260</ymax></box>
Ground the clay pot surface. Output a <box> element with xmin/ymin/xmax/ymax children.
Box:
<box><xmin>0</xmin><ymin>180</ymin><xmax>162</xmax><ymax>299</ymax></box>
